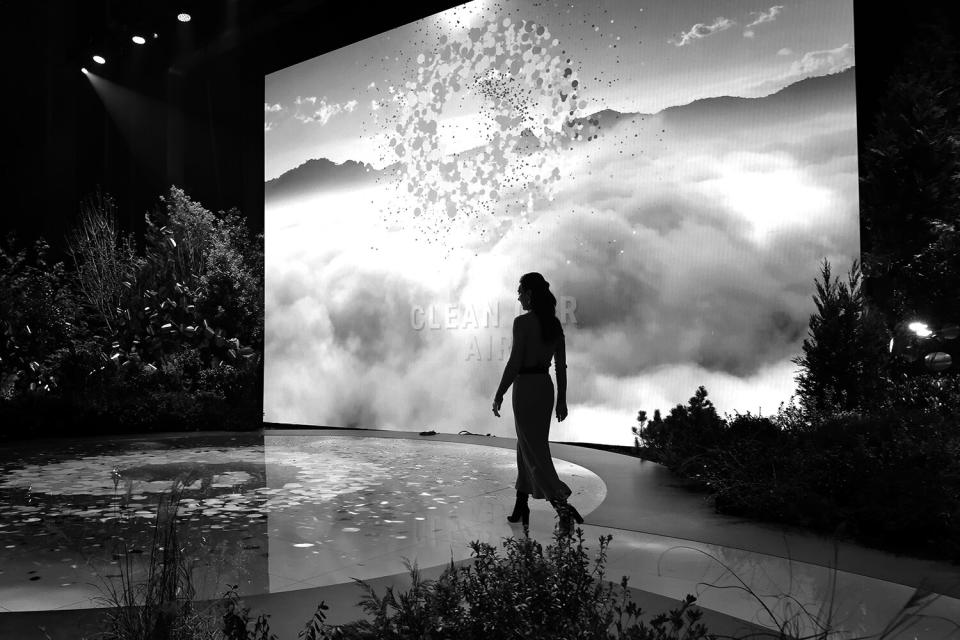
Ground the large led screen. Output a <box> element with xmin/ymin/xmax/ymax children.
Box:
<box><xmin>264</xmin><ymin>0</ymin><xmax>858</xmax><ymax>445</ymax></box>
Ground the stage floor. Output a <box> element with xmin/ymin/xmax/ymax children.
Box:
<box><xmin>1</xmin><ymin>429</ymin><xmax>958</xmax><ymax>639</ymax></box>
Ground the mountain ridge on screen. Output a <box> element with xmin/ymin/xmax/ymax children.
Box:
<box><xmin>264</xmin><ymin>66</ymin><xmax>855</xmax><ymax>204</ymax></box>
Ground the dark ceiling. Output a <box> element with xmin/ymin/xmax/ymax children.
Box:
<box><xmin>4</xmin><ymin>1</ymin><xmax>469</xmax><ymax>100</ymax></box>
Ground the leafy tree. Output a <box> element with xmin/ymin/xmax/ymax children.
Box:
<box><xmin>154</xmin><ymin>186</ymin><xmax>218</xmax><ymax>285</ymax></box>
<box><xmin>65</xmin><ymin>190</ymin><xmax>142</xmax><ymax>335</ymax></box>
<box><xmin>198</xmin><ymin>207</ymin><xmax>264</xmax><ymax>349</ymax></box>
<box><xmin>860</xmin><ymin>17</ymin><xmax>960</xmax><ymax>325</ymax></box>
<box><xmin>792</xmin><ymin>259</ymin><xmax>891</xmax><ymax>414</ymax></box>
<box><xmin>1</xmin><ymin>187</ymin><xmax>264</xmax><ymax>435</ymax></box>
<box><xmin>57</xmin><ymin>186</ymin><xmax>262</xmax><ymax>402</ymax></box>
<box><xmin>0</xmin><ymin>235</ymin><xmax>89</xmax><ymax>398</ymax></box>
<box><xmin>145</xmin><ymin>187</ymin><xmax>263</xmax><ymax>348</ymax></box>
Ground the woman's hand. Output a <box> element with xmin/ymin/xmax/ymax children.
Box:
<box><xmin>556</xmin><ymin>399</ymin><xmax>568</xmax><ymax>422</ymax></box>
<box><xmin>492</xmin><ymin>394</ymin><xmax>504</xmax><ymax>417</ymax></box>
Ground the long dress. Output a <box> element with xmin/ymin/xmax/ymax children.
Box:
<box><xmin>501</xmin><ymin>313</ymin><xmax>572</xmax><ymax>501</ymax></box>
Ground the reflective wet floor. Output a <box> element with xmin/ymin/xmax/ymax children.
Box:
<box><xmin>1</xmin><ymin>431</ymin><xmax>958</xmax><ymax>640</ymax></box>
<box><xmin>0</xmin><ymin>433</ymin><xmax>605</xmax><ymax>611</ymax></box>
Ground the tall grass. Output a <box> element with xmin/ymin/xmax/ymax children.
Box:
<box><xmin>661</xmin><ymin>542</ymin><xmax>960</xmax><ymax>640</ymax></box>
<box><xmin>91</xmin><ymin>480</ymin><xmax>222</xmax><ymax>640</ymax></box>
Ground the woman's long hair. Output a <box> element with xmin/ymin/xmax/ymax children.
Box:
<box><xmin>520</xmin><ymin>272</ymin><xmax>563</xmax><ymax>343</ymax></box>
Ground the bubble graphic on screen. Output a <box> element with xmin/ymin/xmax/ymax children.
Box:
<box><xmin>378</xmin><ymin>15</ymin><xmax>592</xmax><ymax>254</ymax></box>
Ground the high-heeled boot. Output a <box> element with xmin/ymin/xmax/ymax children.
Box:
<box><xmin>549</xmin><ymin>497</ymin><xmax>584</xmax><ymax>536</ymax></box>
<box><xmin>506</xmin><ymin>491</ymin><xmax>529</xmax><ymax>527</ymax></box>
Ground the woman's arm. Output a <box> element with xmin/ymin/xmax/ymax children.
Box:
<box><xmin>555</xmin><ymin>332</ymin><xmax>567</xmax><ymax>402</ymax></box>
<box><xmin>495</xmin><ymin>316</ymin><xmax>525</xmax><ymax>400</ymax></box>
<box><xmin>555</xmin><ymin>331</ymin><xmax>568</xmax><ymax>421</ymax></box>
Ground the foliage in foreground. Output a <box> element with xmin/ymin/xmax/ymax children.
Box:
<box><xmin>93</xmin><ymin>482</ymin><xmax>225</xmax><ymax>640</ymax></box>
<box><xmin>326</xmin><ymin>530</ymin><xmax>711</xmax><ymax>640</ymax></box>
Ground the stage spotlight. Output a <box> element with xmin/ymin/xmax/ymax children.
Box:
<box><xmin>92</xmin><ymin>55</ymin><xmax>106</xmax><ymax>64</ymax></box>
<box><xmin>132</xmin><ymin>35</ymin><xmax>146</xmax><ymax>45</ymax></box>
<box><xmin>177</xmin><ymin>12</ymin><xmax>191</xmax><ymax>22</ymax></box>
<box><xmin>81</xmin><ymin>67</ymin><xmax>88</xmax><ymax>74</ymax></box>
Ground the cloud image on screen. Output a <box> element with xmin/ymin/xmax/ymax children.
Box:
<box><xmin>264</xmin><ymin>0</ymin><xmax>858</xmax><ymax>446</ymax></box>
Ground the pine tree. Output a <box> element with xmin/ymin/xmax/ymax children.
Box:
<box><xmin>793</xmin><ymin>259</ymin><xmax>890</xmax><ymax>415</ymax></box>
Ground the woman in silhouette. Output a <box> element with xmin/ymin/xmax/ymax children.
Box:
<box><xmin>492</xmin><ymin>272</ymin><xmax>583</xmax><ymax>536</ymax></box>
